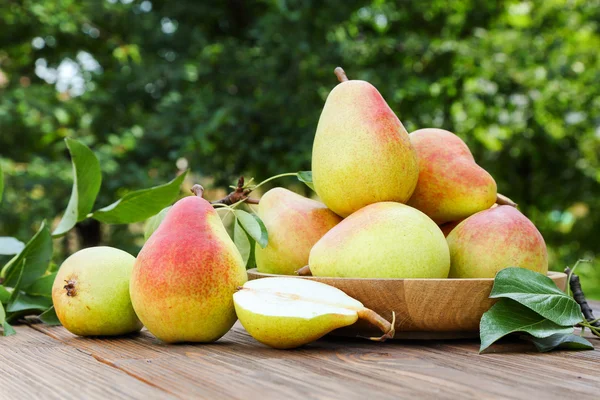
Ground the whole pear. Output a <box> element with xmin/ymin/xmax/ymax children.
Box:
<box><xmin>52</xmin><ymin>247</ymin><xmax>142</xmax><ymax>336</ymax></box>
<box><xmin>255</xmin><ymin>188</ymin><xmax>342</xmax><ymax>275</ymax></box>
<box><xmin>407</xmin><ymin>128</ymin><xmax>497</xmax><ymax>224</ymax></box>
<box><xmin>309</xmin><ymin>202</ymin><xmax>450</xmax><ymax>278</ymax></box>
<box><xmin>234</xmin><ymin>277</ymin><xmax>394</xmax><ymax>349</ymax></box>
<box><xmin>311</xmin><ymin>67</ymin><xmax>419</xmax><ymax>217</ymax></box>
<box><xmin>447</xmin><ymin>205</ymin><xmax>548</xmax><ymax>278</ymax></box>
<box><xmin>130</xmin><ymin>186</ymin><xmax>247</xmax><ymax>343</ymax></box>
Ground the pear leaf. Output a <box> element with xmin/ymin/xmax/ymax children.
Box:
<box><xmin>0</xmin><ymin>162</ymin><xmax>3</xmax><ymax>203</ymax></box>
<box><xmin>528</xmin><ymin>333</ymin><xmax>594</xmax><ymax>352</ymax></box>
<box><xmin>53</xmin><ymin>138</ymin><xmax>102</xmax><ymax>237</ymax></box>
<box><xmin>7</xmin><ymin>293</ymin><xmax>53</xmax><ymax>313</ymax></box>
<box><xmin>144</xmin><ymin>206</ymin><xmax>172</xmax><ymax>240</ymax></box>
<box><xmin>23</xmin><ymin>272</ymin><xmax>56</xmax><ymax>297</ymax></box>
<box><xmin>297</xmin><ymin>171</ymin><xmax>314</xmax><ymax>191</ymax></box>
<box><xmin>2</xmin><ymin>221</ymin><xmax>53</xmax><ymax>287</ymax></box>
<box><xmin>39</xmin><ymin>306</ymin><xmax>61</xmax><ymax>326</ymax></box>
<box><xmin>490</xmin><ymin>267</ymin><xmax>582</xmax><ymax>326</ymax></box>
<box><xmin>0</xmin><ymin>285</ymin><xmax>11</xmax><ymax>303</ymax></box>
<box><xmin>234</xmin><ymin>209</ymin><xmax>268</xmax><ymax>248</ymax></box>
<box><xmin>233</xmin><ymin>219</ymin><xmax>251</xmax><ymax>267</ymax></box>
<box><xmin>479</xmin><ymin>299</ymin><xmax>573</xmax><ymax>352</ymax></box>
<box><xmin>0</xmin><ymin>237</ymin><xmax>25</xmax><ymax>255</ymax></box>
<box><xmin>2</xmin><ymin>321</ymin><xmax>16</xmax><ymax>336</ymax></box>
<box><xmin>92</xmin><ymin>171</ymin><xmax>186</xmax><ymax>224</ymax></box>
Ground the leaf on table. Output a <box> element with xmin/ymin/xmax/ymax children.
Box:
<box><xmin>7</xmin><ymin>293</ymin><xmax>53</xmax><ymax>313</ymax></box>
<box><xmin>39</xmin><ymin>306</ymin><xmax>61</xmax><ymax>326</ymax></box>
<box><xmin>490</xmin><ymin>267</ymin><xmax>582</xmax><ymax>326</ymax></box>
<box><xmin>479</xmin><ymin>299</ymin><xmax>573</xmax><ymax>352</ymax></box>
<box><xmin>23</xmin><ymin>272</ymin><xmax>57</xmax><ymax>297</ymax></box>
<box><xmin>2</xmin><ymin>221</ymin><xmax>53</xmax><ymax>287</ymax></box>
<box><xmin>234</xmin><ymin>209</ymin><xmax>268</xmax><ymax>248</ymax></box>
<box><xmin>234</xmin><ymin>219</ymin><xmax>251</xmax><ymax>267</ymax></box>
<box><xmin>528</xmin><ymin>333</ymin><xmax>594</xmax><ymax>352</ymax></box>
<box><xmin>297</xmin><ymin>171</ymin><xmax>314</xmax><ymax>191</ymax></box>
<box><xmin>2</xmin><ymin>321</ymin><xmax>16</xmax><ymax>336</ymax></box>
<box><xmin>0</xmin><ymin>237</ymin><xmax>25</xmax><ymax>255</ymax></box>
<box><xmin>92</xmin><ymin>170</ymin><xmax>187</xmax><ymax>224</ymax></box>
<box><xmin>52</xmin><ymin>138</ymin><xmax>102</xmax><ymax>237</ymax></box>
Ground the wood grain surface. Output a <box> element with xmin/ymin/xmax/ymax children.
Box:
<box><xmin>247</xmin><ymin>269</ymin><xmax>567</xmax><ymax>338</ymax></box>
<box><xmin>0</xmin><ymin>301</ymin><xmax>597</xmax><ymax>400</ymax></box>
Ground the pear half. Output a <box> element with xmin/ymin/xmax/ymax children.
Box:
<box><xmin>233</xmin><ymin>277</ymin><xmax>395</xmax><ymax>349</ymax></box>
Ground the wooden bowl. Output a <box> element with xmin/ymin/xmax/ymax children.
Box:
<box><xmin>246</xmin><ymin>269</ymin><xmax>567</xmax><ymax>339</ymax></box>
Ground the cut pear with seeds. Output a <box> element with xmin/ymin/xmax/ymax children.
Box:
<box><xmin>233</xmin><ymin>277</ymin><xmax>395</xmax><ymax>349</ymax></box>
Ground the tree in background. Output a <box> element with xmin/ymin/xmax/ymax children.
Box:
<box><xmin>1</xmin><ymin>0</ymin><xmax>599</xmax><ymax>296</ymax></box>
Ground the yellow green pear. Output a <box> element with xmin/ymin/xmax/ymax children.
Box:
<box><xmin>447</xmin><ymin>205</ymin><xmax>548</xmax><ymax>278</ymax></box>
<box><xmin>52</xmin><ymin>246</ymin><xmax>142</xmax><ymax>336</ymax></box>
<box><xmin>407</xmin><ymin>128</ymin><xmax>497</xmax><ymax>224</ymax></box>
<box><xmin>309</xmin><ymin>202</ymin><xmax>450</xmax><ymax>278</ymax></box>
<box><xmin>130</xmin><ymin>185</ymin><xmax>247</xmax><ymax>343</ymax></box>
<box><xmin>234</xmin><ymin>277</ymin><xmax>394</xmax><ymax>349</ymax></box>
<box><xmin>311</xmin><ymin>67</ymin><xmax>419</xmax><ymax>217</ymax></box>
<box><xmin>255</xmin><ymin>188</ymin><xmax>342</xmax><ymax>275</ymax></box>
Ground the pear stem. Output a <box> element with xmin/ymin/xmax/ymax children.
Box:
<box><xmin>191</xmin><ymin>184</ymin><xmax>205</xmax><ymax>198</ymax></box>
<box><xmin>296</xmin><ymin>265</ymin><xmax>312</xmax><ymax>276</ymax></box>
<box><xmin>357</xmin><ymin>309</ymin><xmax>396</xmax><ymax>342</ymax></box>
<box><xmin>496</xmin><ymin>193</ymin><xmax>517</xmax><ymax>207</ymax></box>
<box><xmin>565</xmin><ymin>265</ymin><xmax>600</xmax><ymax>336</ymax></box>
<box><xmin>334</xmin><ymin>67</ymin><xmax>348</xmax><ymax>82</ymax></box>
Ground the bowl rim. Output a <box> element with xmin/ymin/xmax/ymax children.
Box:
<box><xmin>246</xmin><ymin>269</ymin><xmax>566</xmax><ymax>282</ymax></box>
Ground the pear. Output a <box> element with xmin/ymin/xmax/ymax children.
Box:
<box><xmin>130</xmin><ymin>185</ymin><xmax>247</xmax><ymax>343</ymax></box>
<box><xmin>52</xmin><ymin>247</ymin><xmax>142</xmax><ymax>336</ymax></box>
<box><xmin>308</xmin><ymin>202</ymin><xmax>450</xmax><ymax>278</ymax></box>
<box><xmin>407</xmin><ymin>128</ymin><xmax>497</xmax><ymax>224</ymax></box>
<box><xmin>311</xmin><ymin>67</ymin><xmax>419</xmax><ymax>217</ymax></box>
<box><xmin>447</xmin><ymin>205</ymin><xmax>548</xmax><ymax>278</ymax></box>
<box><xmin>233</xmin><ymin>277</ymin><xmax>395</xmax><ymax>349</ymax></box>
<box><xmin>255</xmin><ymin>188</ymin><xmax>342</xmax><ymax>275</ymax></box>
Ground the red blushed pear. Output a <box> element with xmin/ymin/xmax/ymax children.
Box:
<box><xmin>407</xmin><ymin>128</ymin><xmax>497</xmax><ymax>224</ymax></box>
<box><xmin>446</xmin><ymin>205</ymin><xmax>548</xmax><ymax>278</ymax></box>
<box><xmin>130</xmin><ymin>185</ymin><xmax>247</xmax><ymax>343</ymax></box>
<box><xmin>311</xmin><ymin>67</ymin><xmax>419</xmax><ymax>218</ymax></box>
<box><xmin>255</xmin><ymin>188</ymin><xmax>342</xmax><ymax>275</ymax></box>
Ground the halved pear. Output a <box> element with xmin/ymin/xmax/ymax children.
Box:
<box><xmin>233</xmin><ymin>277</ymin><xmax>395</xmax><ymax>349</ymax></box>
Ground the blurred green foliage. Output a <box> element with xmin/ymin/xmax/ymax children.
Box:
<box><xmin>0</xmin><ymin>0</ymin><xmax>598</xmax><ymax>297</ymax></box>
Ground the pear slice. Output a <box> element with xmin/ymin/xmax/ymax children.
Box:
<box><xmin>233</xmin><ymin>277</ymin><xmax>395</xmax><ymax>349</ymax></box>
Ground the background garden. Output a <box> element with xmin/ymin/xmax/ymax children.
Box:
<box><xmin>1</xmin><ymin>0</ymin><xmax>599</xmax><ymax>297</ymax></box>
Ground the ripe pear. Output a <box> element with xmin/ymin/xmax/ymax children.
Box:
<box><xmin>309</xmin><ymin>202</ymin><xmax>450</xmax><ymax>278</ymax></box>
<box><xmin>447</xmin><ymin>205</ymin><xmax>548</xmax><ymax>278</ymax></box>
<box><xmin>255</xmin><ymin>188</ymin><xmax>342</xmax><ymax>275</ymax></box>
<box><xmin>52</xmin><ymin>247</ymin><xmax>142</xmax><ymax>336</ymax></box>
<box><xmin>407</xmin><ymin>128</ymin><xmax>497</xmax><ymax>224</ymax></box>
<box><xmin>311</xmin><ymin>67</ymin><xmax>419</xmax><ymax>217</ymax></box>
<box><xmin>130</xmin><ymin>185</ymin><xmax>248</xmax><ymax>343</ymax></box>
<box><xmin>233</xmin><ymin>277</ymin><xmax>394</xmax><ymax>349</ymax></box>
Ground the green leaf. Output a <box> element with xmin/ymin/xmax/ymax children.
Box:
<box><xmin>7</xmin><ymin>293</ymin><xmax>53</xmax><ymax>313</ymax></box>
<box><xmin>528</xmin><ymin>333</ymin><xmax>594</xmax><ymax>352</ymax></box>
<box><xmin>0</xmin><ymin>285</ymin><xmax>11</xmax><ymax>303</ymax></box>
<box><xmin>23</xmin><ymin>272</ymin><xmax>56</xmax><ymax>297</ymax></box>
<box><xmin>39</xmin><ymin>306</ymin><xmax>61</xmax><ymax>326</ymax></box>
<box><xmin>6</xmin><ymin>260</ymin><xmax>25</xmax><ymax>303</ymax></box>
<box><xmin>0</xmin><ymin>162</ymin><xmax>3</xmax><ymax>203</ymax></box>
<box><xmin>234</xmin><ymin>209</ymin><xmax>268</xmax><ymax>248</ymax></box>
<box><xmin>143</xmin><ymin>206</ymin><xmax>171</xmax><ymax>240</ymax></box>
<box><xmin>92</xmin><ymin>171</ymin><xmax>187</xmax><ymax>224</ymax></box>
<box><xmin>297</xmin><ymin>171</ymin><xmax>314</xmax><ymax>191</ymax></box>
<box><xmin>2</xmin><ymin>221</ymin><xmax>53</xmax><ymax>287</ymax></box>
<box><xmin>0</xmin><ymin>237</ymin><xmax>25</xmax><ymax>255</ymax></box>
<box><xmin>52</xmin><ymin>138</ymin><xmax>102</xmax><ymax>237</ymax></box>
<box><xmin>234</xmin><ymin>219</ymin><xmax>251</xmax><ymax>267</ymax></box>
<box><xmin>479</xmin><ymin>299</ymin><xmax>573</xmax><ymax>352</ymax></box>
<box><xmin>490</xmin><ymin>267</ymin><xmax>583</xmax><ymax>326</ymax></box>
<box><xmin>2</xmin><ymin>321</ymin><xmax>16</xmax><ymax>336</ymax></box>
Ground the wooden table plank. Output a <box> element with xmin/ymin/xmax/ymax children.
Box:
<box><xmin>0</xmin><ymin>325</ymin><xmax>176</xmax><ymax>400</ymax></box>
<box><xmin>27</xmin><ymin>316</ymin><xmax>600</xmax><ymax>400</ymax></box>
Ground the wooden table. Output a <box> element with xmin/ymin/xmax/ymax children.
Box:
<box><xmin>2</xmin><ymin>302</ymin><xmax>599</xmax><ymax>400</ymax></box>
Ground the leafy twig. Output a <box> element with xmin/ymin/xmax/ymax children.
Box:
<box><xmin>565</xmin><ymin>264</ymin><xmax>600</xmax><ymax>336</ymax></box>
<box><xmin>210</xmin><ymin>177</ymin><xmax>260</xmax><ymax>206</ymax></box>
